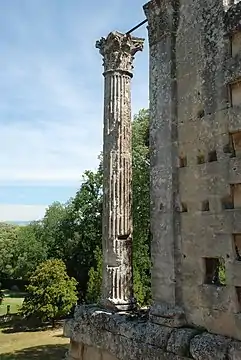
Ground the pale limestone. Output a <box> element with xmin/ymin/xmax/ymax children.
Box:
<box><xmin>64</xmin><ymin>0</ymin><xmax>241</xmax><ymax>359</ymax></box>
<box><xmin>96</xmin><ymin>32</ymin><xmax>144</xmax><ymax>311</ymax></box>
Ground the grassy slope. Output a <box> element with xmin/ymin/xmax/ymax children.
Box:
<box><xmin>0</xmin><ymin>327</ymin><xmax>69</xmax><ymax>360</ymax></box>
<box><xmin>0</xmin><ymin>291</ymin><xmax>25</xmax><ymax>316</ymax></box>
<box><xmin>0</xmin><ymin>291</ymin><xmax>69</xmax><ymax>359</ymax></box>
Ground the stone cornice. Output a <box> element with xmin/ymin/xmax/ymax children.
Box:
<box><xmin>96</xmin><ymin>32</ymin><xmax>144</xmax><ymax>75</ymax></box>
<box><xmin>64</xmin><ymin>305</ymin><xmax>241</xmax><ymax>360</ymax></box>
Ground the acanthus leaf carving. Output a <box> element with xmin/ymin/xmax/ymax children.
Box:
<box><xmin>96</xmin><ymin>31</ymin><xmax>144</xmax><ymax>74</ymax></box>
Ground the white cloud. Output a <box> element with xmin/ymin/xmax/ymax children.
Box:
<box><xmin>0</xmin><ymin>0</ymin><xmax>149</xmax><ymax>221</ymax></box>
<box><xmin>0</xmin><ymin>204</ymin><xmax>47</xmax><ymax>222</ymax></box>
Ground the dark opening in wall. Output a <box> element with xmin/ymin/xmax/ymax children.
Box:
<box><xmin>181</xmin><ymin>202</ymin><xmax>187</xmax><ymax>213</ymax></box>
<box><xmin>223</xmin><ymin>134</ymin><xmax>236</xmax><ymax>157</ymax></box>
<box><xmin>197</xmin><ymin>152</ymin><xmax>205</xmax><ymax>164</ymax></box>
<box><xmin>208</xmin><ymin>150</ymin><xmax>217</xmax><ymax>162</ymax></box>
<box><xmin>236</xmin><ymin>287</ymin><xmax>241</xmax><ymax>312</ymax></box>
<box><xmin>231</xmin><ymin>184</ymin><xmax>241</xmax><ymax>208</ymax></box>
<box><xmin>230</xmin><ymin>80</ymin><xmax>241</xmax><ymax>107</ymax></box>
<box><xmin>197</xmin><ymin>109</ymin><xmax>205</xmax><ymax>119</ymax></box>
<box><xmin>204</xmin><ymin>257</ymin><xmax>226</xmax><ymax>286</ymax></box>
<box><xmin>221</xmin><ymin>194</ymin><xmax>234</xmax><ymax>209</ymax></box>
<box><xmin>179</xmin><ymin>156</ymin><xmax>187</xmax><ymax>168</ymax></box>
<box><xmin>233</xmin><ymin>234</ymin><xmax>241</xmax><ymax>261</ymax></box>
<box><xmin>231</xmin><ymin>132</ymin><xmax>241</xmax><ymax>156</ymax></box>
<box><xmin>202</xmin><ymin>200</ymin><xmax>210</xmax><ymax>211</ymax></box>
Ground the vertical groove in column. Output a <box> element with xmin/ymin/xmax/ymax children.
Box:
<box><xmin>96</xmin><ymin>32</ymin><xmax>144</xmax><ymax>310</ymax></box>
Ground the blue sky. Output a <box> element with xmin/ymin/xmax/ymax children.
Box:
<box><xmin>0</xmin><ymin>0</ymin><xmax>149</xmax><ymax>222</ymax></box>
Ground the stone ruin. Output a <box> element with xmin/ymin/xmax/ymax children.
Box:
<box><xmin>64</xmin><ymin>0</ymin><xmax>241</xmax><ymax>359</ymax></box>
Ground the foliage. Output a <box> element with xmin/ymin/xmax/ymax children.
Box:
<box><xmin>20</xmin><ymin>259</ymin><xmax>78</xmax><ymax>327</ymax></box>
<box><xmin>0</xmin><ymin>223</ymin><xmax>19</xmax><ymax>279</ymax></box>
<box><xmin>86</xmin><ymin>247</ymin><xmax>102</xmax><ymax>304</ymax></box>
<box><xmin>85</xmin><ymin>109</ymin><xmax>151</xmax><ymax>306</ymax></box>
<box><xmin>0</xmin><ymin>109</ymin><xmax>151</xmax><ymax>307</ymax></box>
<box><xmin>132</xmin><ymin>109</ymin><xmax>151</xmax><ymax>306</ymax></box>
<box><xmin>14</xmin><ymin>224</ymin><xmax>48</xmax><ymax>279</ymax></box>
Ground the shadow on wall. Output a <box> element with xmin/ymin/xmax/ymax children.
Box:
<box><xmin>0</xmin><ymin>344</ymin><xmax>68</xmax><ymax>360</ymax></box>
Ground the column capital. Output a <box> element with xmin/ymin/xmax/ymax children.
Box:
<box><xmin>143</xmin><ymin>0</ymin><xmax>176</xmax><ymax>46</ymax></box>
<box><xmin>96</xmin><ymin>31</ymin><xmax>144</xmax><ymax>75</ymax></box>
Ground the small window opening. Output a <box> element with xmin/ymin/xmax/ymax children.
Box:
<box><xmin>233</xmin><ymin>234</ymin><xmax>241</xmax><ymax>261</ymax></box>
<box><xmin>179</xmin><ymin>156</ymin><xmax>187</xmax><ymax>168</ymax></box>
<box><xmin>197</xmin><ymin>152</ymin><xmax>205</xmax><ymax>164</ymax></box>
<box><xmin>208</xmin><ymin>150</ymin><xmax>217</xmax><ymax>162</ymax></box>
<box><xmin>223</xmin><ymin>134</ymin><xmax>236</xmax><ymax>157</ymax></box>
<box><xmin>181</xmin><ymin>202</ymin><xmax>187</xmax><ymax>213</ymax></box>
<box><xmin>231</xmin><ymin>184</ymin><xmax>241</xmax><ymax>208</ymax></box>
<box><xmin>202</xmin><ymin>200</ymin><xmax>210</xmax><ymax>211</ymax></box>
<box><xmin>236</xmin><ymin>287</ymin><xmax>241</xmax><ymax>312</ymax></box>
<box><xmin>197</xmin><ymin>109</ymin><xmax>205</xmax><ymax>119</ymax></box>
<box><xmin>231</xmin><ymin>132</ymin><xmax>241</xmax><ymax>156</ymax></box>
<box><xmin>204</xmin><ymin>257</ymin><xmax>226</xmax><ymax>286</ymax></box>
<box><xmin>221</xmin><ymin>195</ymin><xmax>234</xmax><ymax>210</ymax></box>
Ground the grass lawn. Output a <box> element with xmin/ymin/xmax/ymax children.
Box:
<box><xmin>0</xmin><ymin>291</ymin><xmax>25</xmax><ymax>316</ymax></box>
<box><xmin>0</xmin><ymin>326</ymin><xmax>69</xmax><ymax>359</ymax></box>
<box><xmin>0</xmin><ymin>290</ymin><xmax>69</xmax><ymax>359</ymax></box>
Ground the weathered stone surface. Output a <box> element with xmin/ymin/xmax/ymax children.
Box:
<box><xmin>167</xmin><ymin>328</ymin><xmax>199</xmax><ymax>357</ymax></box>
<box><xmin>96</xmin><ymin>32</ymin><xmax>144</xmax><ymax>311</ymax></box>
<box><xmin>228</xmin><ymin>340</ymin><xmax>241</xmax><ymax>359</ymax></box>
<box><xmin>190</xmin><ymin>333</ymin><xmax>231</xmax><ymax>360</ymax></box>
<box><xmin>64</xmin><ymin>306</ymin><xmax>241</xmax><ymax>360</ymax></box>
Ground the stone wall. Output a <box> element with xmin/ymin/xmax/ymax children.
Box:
<box><xmin>68</xmin><ymin>340</ymin><xmax>117</xmax><ymax>360</ymax></box>
<box><xmin>64</xmin><ymin>0</ymin><xmax>241</xmax><ymax>359</ymax></box>
<box><xmin>64</xmin><ymin>306</ymin><xmax>241</xmax><ymax>360</ymax></box>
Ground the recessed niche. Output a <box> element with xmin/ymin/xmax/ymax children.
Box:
<box><xmin>231</xmin><ymin>132</ymin><xmax>241</xmax><ymax>155</ymax></box>
<box><xmin>208</xmin><ymin>150</ymin><xmax>217</xmax><ymax>162</ymax></box>
<box><xmin>197</xmin><ymin>109</ymin><xmax>205</xmax><ymax>119</ymax></box>
<box><xmin>223</xmin><ymin>134</ymin><xmax>236</xmax><ymax>158</ymax></box>
<box><xmin>236</xmin><ymin>287</ymin><xmax>241</xmax><ymax>312</ymax></box>
<box><xmin>197</xmin><ymin>153</ymin><xmax>205</xmax><ymax>165</ymax></box>
<box><xmin>204</xmin><ymin>257</ymin><xmax>226</xmax><ymax>286</ymax></box>
<box><xmin>221</xmin><ymin>194</ymin><xmax>234</xmax><ymax>210</ymax></box>
<box><xmin>201</xmin><ymin>200</ymin><xmax>210</xmax><ymax>212</ymax></box>
<box><xmin>231</xmin><ymin>31</ymin><xmax>241</xmax><ymax>58</ymax></box>
<box><xmin>230</xmin><ymin>81</ymin><xmax>241</xmax><ymax>107</ymax></box>
<box><xmin>179</xmin><ymin>155</ymin><xmax>187</xmax><ymax>168</ymax></box>
<box><xmin>233</xmin><ymin>234</ymin><xmax>241</xmax><ymax>261</ymax></box>
<box><xmin>181</xmin><ymin>202</ymin><xmax>188</xmax><ymax>213</ymax></box>
<box><xmin>231</xmin><ymin>184</ymin><xmax>241</xmax><ymax>208</ymax></box>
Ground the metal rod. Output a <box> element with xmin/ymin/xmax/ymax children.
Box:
<box><xmin>126</xmin><ymin>19</ymin><xmax>148</xmax><ymax>35</ymax></box>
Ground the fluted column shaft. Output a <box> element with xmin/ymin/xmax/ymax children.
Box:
<box><xmin>96</xmin><ymin>32</ymin><xmax>144</xmax><ymax>310</ymax></box>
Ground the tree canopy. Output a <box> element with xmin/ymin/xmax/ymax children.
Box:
<box><xmin>0</xmin><ymin>109</ymin><xmax>151</xmax><ymax>306</ymax></box>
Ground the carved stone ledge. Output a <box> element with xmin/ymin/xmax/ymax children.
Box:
<box><xmin>150</xmin><ymin>303</ymin><xmax>187</xmax><ymax>328</ymax></box>
<box><xmin>63</xmin><ymin>305</ymin><xmax>241</xmax><ymax>360</ymax></box>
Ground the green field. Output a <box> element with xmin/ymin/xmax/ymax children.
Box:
<box><xmin>0</xmin><ymin>326</ymin><xmax>69</xmax><ymax>359</ymax></box>
<box><xmin>0</xmin><ymin>291</ymin><xmax>25</xmax><ymax>316</ymax></box>
<box><xmin>0</xmin><ymin>290</ymin><xmax>69</xmax><ymax>359</ymax></box>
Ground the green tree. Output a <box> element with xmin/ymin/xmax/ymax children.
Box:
<box><xmin>86</xmin><ymin>247</ymin><xmax>102</xmax><ymax>303</ymax></box>
<box><xmin>86</xmin><ymin>109</ymin><xmax>151</xmax><ymax>306</ymax></box>
<box><xmin>20</xmin><ymin>259</ymin><xmax>78</xmax><ymax>327</ymax></box>
<box><xmin>0</xmin><ymin>223</ymin><xmax>19</xmax><ymax>279</ymax></box>
<box><xmin>14</xmin><ymin>224</ymin><xmax>48</xmax><ymax>280</ymax></box>
<box><xmin>132</xmin><ymin>109</ymin><xmax>151</xmax><ymax>306</ymax></box>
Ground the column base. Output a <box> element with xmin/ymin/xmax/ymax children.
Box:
<box><xmin>100</xmin><ymin>298</ymin><xmax>136</xmax><ymax>312</ymax></box>
<box><xmin>149</xmin><ymin>303</ymin><xmax>187</xmax><ymax>328</ymax></box>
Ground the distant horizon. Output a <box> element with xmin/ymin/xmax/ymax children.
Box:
<box><xmin>3</xmin><ymin>220</ymin><xmax>31</xmax><ymax>226</ymax></box>
<box><xmin>0</xmin><ymin>0</ymin><xmax>148</xmax><ymax>222</ymax></box>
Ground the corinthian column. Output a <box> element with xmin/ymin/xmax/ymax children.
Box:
<box><xmin>96</xmin><ymin>32</ymin><xmax>144</xmax><ymax>311</ymax></box>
